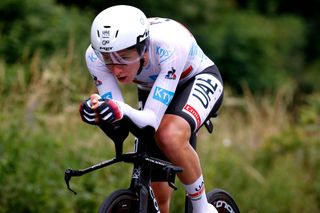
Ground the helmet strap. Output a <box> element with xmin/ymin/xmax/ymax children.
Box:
<box><xmin>137</xmin><ymin>57</ymin><xmax>144</xmax><ymax>75</ymax></box>
<box><xmin>135</xmin><ymin>37</ymin><xmax>149</xmax><ymax>75</ymax></box>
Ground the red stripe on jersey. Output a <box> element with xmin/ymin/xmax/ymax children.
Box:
<box><xmin>181</xmin><ymin>65</ymin><xmax>193</xmax><ymax>79</ymax></box>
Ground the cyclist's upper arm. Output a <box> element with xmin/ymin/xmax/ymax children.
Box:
<box><xmin>85</xmin><ymin>45</ymin><xmax>124</xmax><ymax>101</ymax></box>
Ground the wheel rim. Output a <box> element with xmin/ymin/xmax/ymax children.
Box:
<box><xmin>207</xmin><ymin>190</ymin><xmax>240</xmax><ymax>213</ymax></box>
<box><xmin>212</xmin><ymin>199</ymin><xmax>236</xmax><ymax>213</ymax></box>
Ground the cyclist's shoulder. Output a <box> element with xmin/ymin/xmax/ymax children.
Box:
<box><xmin>85</xmin><ymin>45</ymin><xmax>98</xmax><ymax>63</ymax></box>
<box><xmin>148</xmin><ymin>17</ymin><xmax>195</xmax><ymax>45</ymax></box>
<box><xmin>84</xmin><ymin>45</ymin><xmax>109</xmax><ymax>74</ymax></box>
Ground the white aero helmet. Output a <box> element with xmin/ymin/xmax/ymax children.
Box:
<box><xmin>91</xmin><ymin>5</ymin><xmax>149</xmax><ymax>55</ymax></box>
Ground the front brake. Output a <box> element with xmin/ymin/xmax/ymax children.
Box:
<box><xmin>64</xmin><ymin>169</ymin><xmax>78</xmax><ymax>195</ymax></box>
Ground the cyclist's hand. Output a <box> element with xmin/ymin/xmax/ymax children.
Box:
<box><xmin>79</xmin><ymin>98</ymin><xmax>98</xmax><ymax>125</ymax></box>
<box><xmin>79</xmin><ymin>94</ymin><xmax>103</xmax><ymax>125</ymax></box>
<box><xmin>89</xmin><ymin>94</ymin><xmax>102</xmax><ymax>110</ymax></box>
<box><xmin>97</xmin><ymin>99</ymin><xmax>123</xmax><ymax>123</ymax></box>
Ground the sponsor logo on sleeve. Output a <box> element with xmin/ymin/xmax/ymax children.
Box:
<box><xmin>153</xmin><ymin>86</ymin><xmax>174</xmax><ymax>106</ymax></box>
<box><xmin>101</xmin><ymin>92</ymin><xmax>112</xmax><ymax>100</ymax></box>
<box><xmin>165</xmin><ymin>67</ymin><xmax>177</xmax><ymax>80</ymax></box>
<box><xmin>92</xmin><ymin>75</ymin><xmax>102</xmax><ymax>86</ymax></box>
<box><xmin>156</xmin><ymin>46</ymin><xmax>174</xmax><ymax>64</ymax></box>
<box><xmin>88</xmin><ymin>52</ymin><xmax>98</xmax><ymax>62</ymax></box>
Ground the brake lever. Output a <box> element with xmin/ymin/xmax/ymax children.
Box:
<box><xmin>164</xmin><ymin>165</ymin><xmax>183</xmax><ymax>190</ymax></box>
<box><xmin>64</xmin><ymin>169</ymin><xmax>77</xmax><ymax>195</ymax></box>
<box><xmin>168</xmin><ymin>180</ymin><xmax>178</xmax><ymax>190</ymax></box>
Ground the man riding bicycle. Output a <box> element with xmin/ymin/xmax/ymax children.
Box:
<box><xmin>79</xmin><ymin>5</ymin><xmax>223</xmax><ymax>213</ymax></box>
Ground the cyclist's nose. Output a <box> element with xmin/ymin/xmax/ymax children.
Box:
<box><xmin>109</xmin><ymin>65</ymin><xmax>123</xmax><ymax>76</ymax></box>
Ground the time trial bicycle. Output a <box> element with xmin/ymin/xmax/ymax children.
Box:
<box><xmin>64</xmin><ymin>114</ymin><xmax>240</xmax><ymax>213</ymax></box>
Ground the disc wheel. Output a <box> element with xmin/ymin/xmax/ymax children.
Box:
<box><xmin>98</xmin><ymin>189</ymin><xmax>139</xmax><ymax>213</ymax></box>
<box><xmin>207</xmin><ymin>188</ymin><xmax>240</xmax><ymax>213</ymax></box>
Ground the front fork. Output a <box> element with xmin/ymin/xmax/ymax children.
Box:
<box><xmin>148</xmin><ymin>186</ymin><xmax>160</xmax><ymax>213</ymax></box>
<box><xmin>130</xmin><ymin>161</ymin><xmax>160</xmax><ymax>213</ymax></box>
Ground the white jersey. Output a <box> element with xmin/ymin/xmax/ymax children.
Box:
<box><xmin>85</xmin><ymin>17</ymin><xmax>215</xmax><ymax>130</ymax></box>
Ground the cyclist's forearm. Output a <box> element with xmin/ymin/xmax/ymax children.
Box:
<box><xmin>116</xmin><ymin>101</ymin><xmax>159</xmax><ymax>130</ymax></box>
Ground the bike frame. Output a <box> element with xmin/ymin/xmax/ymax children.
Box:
<box><xmin>65</xmin><ymin>115</ymin><xmax>216</xmax><ymax>213</ymax></box>
<box><xmin>65</xmin><ymin>130</ymin><xmax>183</xmax><ymax>213</ymax></box>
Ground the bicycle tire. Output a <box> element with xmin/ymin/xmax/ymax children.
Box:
<box><xmin>98</xmin><ymin>189</ymin><xmax>139</xmax><ymax>213</ymax></box>
<box><xmin>207</xmin><ymin>188</ymin><xmax>240</xmax><ymax>213</ymax></box>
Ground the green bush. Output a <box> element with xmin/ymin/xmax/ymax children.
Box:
<box><xmin>0</xmin><ymin>0</ymin><xmax>92</xmax><ymax>63</ymax></box>
<box><xmin>250</xmin><ymin>94</ymin><xmax>320</xmax><ymax>212</ymax></box>
<box><xmin>0</xmin><ymin>108</ymin><xmax>133</xmax><ymax>213</ymax></box>
<box><xmin>195</xmin><ymin>12</ymin><xmax>305</xmax><ymax>94</ymax></box>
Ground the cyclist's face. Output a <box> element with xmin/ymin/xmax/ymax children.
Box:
<box><xmin>102</xmin><ymin>49</ymin><xmax>143</xmax><ymax>84</ymax></box>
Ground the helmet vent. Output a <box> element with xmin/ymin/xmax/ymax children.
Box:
<box><xmin>115</xmin><ymin>30</ymin><xmax>119</xmax><ymax>38</ymax></box>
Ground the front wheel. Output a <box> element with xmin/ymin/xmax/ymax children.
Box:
<box><xmin>207</xmin><ymin>189</ymin><xmax>240</xmax><ymax>213</ymax></box>
<box><xmin>98</xmin><ymin>189</ymin><xmax>139</xmax><ymax>213</ymax></box>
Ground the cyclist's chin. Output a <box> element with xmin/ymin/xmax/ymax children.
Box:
<box><xmin>118</xmin><ymin>76</ymin><xmax>132</xmax><ymax>84</ymax></box>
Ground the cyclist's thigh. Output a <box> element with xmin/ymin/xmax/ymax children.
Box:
<box><xmin>140</xmin><ymin>65</ymin><xmax>224</xmax><ymax>182</ymax></box>
<box><xmin>166</xmin><ymin>65</ymin><xmax>224</xmax><ymax>132</ymax></box>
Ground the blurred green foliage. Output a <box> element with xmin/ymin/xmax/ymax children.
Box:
<box><xmin>0</xmin><ymin>0</ymin><xmax>91</xmax><ymax>63</ymax></box>
<box><xmin>196</xmin><ymin>12</ymin><xmax>305</xmax><ymax>93</ymax></box>
<box><xmin>1</xmin><ymin>0</ymin><xmax>319</xmax><ymax>93</ymax></box>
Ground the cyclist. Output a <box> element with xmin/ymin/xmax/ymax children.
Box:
<box><xmin>80</xmin><ymin>5</ymin><xmax>223</xmax><ymax>213</ymax></box>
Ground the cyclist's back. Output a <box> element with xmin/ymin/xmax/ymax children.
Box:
<box><xmin>85</xmin><ymin>17</ymin><xmax>214</xmax><ymax>91</ymax></box>
<box><xmin>136</xmin><ymin>17</ymin><xmax>215</xmax><ymax>89</ymax></box>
